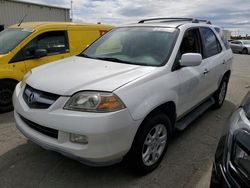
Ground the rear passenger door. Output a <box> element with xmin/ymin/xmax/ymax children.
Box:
<box><xmin>199</xmin><ymin>27</ymin><xmax>224</xmax><ymax>96</ymax></box>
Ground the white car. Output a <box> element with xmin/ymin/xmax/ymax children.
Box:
<box><xmin>230</xmin><ymin>40</ymin><xmax>250</xmax><ymax>54</ymax></box>
<box><xmin>13</xmin><ymin>18</ymin><xmax>233</xmax><ymax>174</ymax></box>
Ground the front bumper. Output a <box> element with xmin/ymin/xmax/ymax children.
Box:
<box><xmin>13</xmin><ymin>83</ymin><xmax>142</xmax><ymax>166</ymax></box>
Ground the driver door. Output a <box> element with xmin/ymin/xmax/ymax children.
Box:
<box><xmin>12</xmin><ymin>30</ymin><xmax>70</xmax><ymax>72</ymax></box>
<box><xmin>174</xmin><ymin>28</ymin><xmax>208</xmax><ymax>117</ymax></box>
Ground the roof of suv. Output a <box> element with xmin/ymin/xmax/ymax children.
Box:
<box><xmin>124</xmin><ymin>18</ymin><xmax>214</xmax><ymax>28</ymax></box>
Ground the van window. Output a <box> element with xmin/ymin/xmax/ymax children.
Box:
<box><xmin>200</xmin><ymin>27</ymin><xmax>222</xmax><ymax>58</ymax></box>
<box><xmin>0</xmin><ymin>28</ymin><xmax>32</xmax><ymax>54</ymax></box>
<box><xmin>11</xmin><ymin>31</ymin><xmax>68</xmax><ymax>62</ymax></box>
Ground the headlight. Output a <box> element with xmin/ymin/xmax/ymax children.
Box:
<box><xmin>20</xmin><ymin>71</ymin><xmax>31</xmax><ymax>88</ymax></box>
<box><xmin>64</xmin><ymin>91</ymin><xmax>125</xmax><ymax>112</ymax></box>
<box><xmin>231</xmin><ymin>130</ymin><xmax>250</xmax><ymax>179</ymax></box>
<box><xmin>241</xmin><ymin>91</ymin><xmax>250</xmax><ymax>119</ymax></box>
<box><xmin>233</xmin><ymin>143</ymin><xmax>250</xmax><ymax>176</ymax></box>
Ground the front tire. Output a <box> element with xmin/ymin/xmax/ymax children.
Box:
<box><xmin>126</xmin><ymin>113</ymin><xmax>172</xmax><ymax>174</ymax></box>
<box><xmin>0</xmin><ymin>80</ymin><xmax>17</xmax><ymax>113</ymax></box>
<box><xmin>213</xmin><ymin>77</ymin><xmax>228</xmax><ymax>109</ymax></box>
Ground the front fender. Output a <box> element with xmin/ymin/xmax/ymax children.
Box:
<box><xmin>0</xmin><ymin>69</ymin><xmax>24</xmax><ymax>81</ymax></box>
<box><xmin>115</xmin><ymin>70</ymin><xmax>179</xmax><ymax>121</ymax></box>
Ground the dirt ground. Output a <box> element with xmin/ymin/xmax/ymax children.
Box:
<box><xmin>0</xmin><ymin>54</ymin><xmax>249</xmax><ymax>188</ymax></box>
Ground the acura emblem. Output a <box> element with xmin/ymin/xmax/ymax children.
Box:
<box><xmin>27</xmin><ymin>92</ymin><xmax>35</xmax><ymax>103</ymax></box>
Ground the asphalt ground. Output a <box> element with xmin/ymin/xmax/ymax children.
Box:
<box><xmin>0</xmin><ymin>54</ymin><xmax>249</xmax><ymax>188</ymax></box>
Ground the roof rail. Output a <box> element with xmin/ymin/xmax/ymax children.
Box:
<box><xmin>138</xmin><ymin>17</ymin><xmax>212</xmax><ymax>24</ymax></box>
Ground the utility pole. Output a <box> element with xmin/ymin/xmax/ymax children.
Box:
<box><xmin>71</xmin><ymin>0</ymin><xmax>73</xmax><ymax>21</ymax></box>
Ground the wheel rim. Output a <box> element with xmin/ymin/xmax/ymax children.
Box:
<box><xmin>0</xmin><ymin>88</ymin><xmax>13</xmax><ymax>106</ymax></box>
<box><xmin>218</xmin><ymin>82</ymin><xmax>227</xmax><ymax>105</ymax></box>
<box><xmin>142</xmin><ymin>124</ymin><xmax>167</xmax><ymax>166</ymax></box>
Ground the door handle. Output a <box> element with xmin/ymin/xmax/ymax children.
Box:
<box><xmin>203</xmin><ymin>69</ymin><xmax>209</xmax><ymax>75</ymax></box>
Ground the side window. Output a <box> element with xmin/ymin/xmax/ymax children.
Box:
<box><xmin>179</xmin><ymin>29</ymin><xmax>202</xmax><ymax>55</ymax></box>
<box><xmin>11</xmin><ymin>31</ymin><xmax>68</xmax><ymax>62</ymax></box>
<box><xmin>173</xmin><ymin>28</ymin><xmax>202</xmax><ymax>71</ymax></box>
<box><xmin>200</xmin><ymin>27</ymin><xmax>222</xmax><ymax>58</ymax></box>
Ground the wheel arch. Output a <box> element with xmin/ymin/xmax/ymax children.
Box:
<box><xmin>135</xmin><ymin>101</ymin><xmax>177</xmax><ymax>137</ymax></box>
<box><xmin>217</xmin><ymin>70</ymin><xmax>231</xmax><ymax>88</ymax></box>
<box><xmin>0</xmin><ymin>78</ymin><xmax>19</xmax><ymax>84</ymax></box>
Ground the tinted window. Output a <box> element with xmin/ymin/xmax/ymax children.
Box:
<box><xmin>200</xmin><ymin>27</ymin><xmax>222</xmax><ymax>58</ymax></box>
<box><xmin>81</xmin><ymin>27</ymin><xmax>179</xmax><ymax>66</ymax></box>
<box><xmin>180</xmin><ymin>28</ymin><xmax>202</xmax><ymax>55</ymax></box>
<box><xmin>231</xmin><ymin>41</ymin><xmax>241</xmax><ymax>45</ymax></box>
<box><xmin>11</xmin><ymin>31</ymin><xmax>68</xmax><ymax>62</ymax></box>
<box><xmin>172</xmin><ymin>28</ymin><xmax>202</xmax><ymax>71</ymax></box>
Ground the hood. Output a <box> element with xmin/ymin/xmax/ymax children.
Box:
<box><xmin>26</xmin><ymin>56</ymin><xmax>155</xmax><ymax>95</ymax></box>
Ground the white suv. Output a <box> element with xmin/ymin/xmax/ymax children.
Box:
<box><xmin>13</xmin><ymin>18</ymin><xmax>233</xmax><ymax>173</ymax></box>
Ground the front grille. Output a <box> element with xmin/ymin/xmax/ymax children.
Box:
<box><xmin>19</xmin><ymin>115</ymin><xmax>58</xmax><ymax>139</ymax></box>
<box><xmin>23</xmin><ymin>85</ymin><xmax>60</xmax><ymax>109</ymax></box>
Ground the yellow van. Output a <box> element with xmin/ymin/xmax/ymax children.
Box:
<box><xmin>0</xmin><ymin>22</ymin><xmax>113</xmax><ymax>113</ymax></box>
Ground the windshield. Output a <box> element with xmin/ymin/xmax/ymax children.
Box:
<box><xmin>243</xmin><ymin>40</ymin><xmax>250</xmax><ymax>45</ymax></box>
<box><xmin>81</xmin><ymin>27</ymin><xmax>179</xmax><ymax>66</ymax></box>
<box><xmin>0</xmin><ymin>28</ymin><xmax>33</xmax><ymax>54</ymax></box>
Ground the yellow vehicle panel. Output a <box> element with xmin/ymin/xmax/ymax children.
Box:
<box><xmin>0</xmin><ymin>22</ymin><xmax>113</xmax><ymax>112</ymax></box>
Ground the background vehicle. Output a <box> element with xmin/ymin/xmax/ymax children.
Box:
<box><xmin>13</xmin><ymin>18</ymin><xmax>233</xmax><ymax>174</ymax></box>
<box><xmin>210</xmin><ymin>91</ymin><xmax>250</xmax><ymax>188</ymax></box>
<box><xmin>0</xmin><ymin>22</ymin><xmax>112</xmax><ymax>113</ymax></box>
<box><xmin>230</xmin><ymin>40</ymin><xmax>250</xmax><ymax>54</ymax></box>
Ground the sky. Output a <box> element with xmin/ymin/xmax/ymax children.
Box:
<box><xmin>21</xmin><ymin>0</ymin><xmax>250</xmax><ymax>36</ymax></box>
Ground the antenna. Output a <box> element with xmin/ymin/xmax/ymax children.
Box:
<box><xmin>70</xmin><ymin>0</ymin><xmax>73</xmax><ymax>21</ymax></box>
<box><xmin>18</xmin><ymin>14</ymin><xmax>27</xmax><ymax>27</ymax></box>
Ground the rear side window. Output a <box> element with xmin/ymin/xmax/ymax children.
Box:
<box><xmin>214</xmin><ymin>27</ymin><xmax>230</xmax><ymax>49</ymax></box>
<box><xmin>200</xmin><ymin>27</ymin><xmax>222</xmax><ymax>58</ymax></box>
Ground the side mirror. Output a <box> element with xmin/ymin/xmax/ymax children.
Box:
<box><xmin>34</xmin><ymin>49</ymin><xmax>47</xmax><ymax>58</ymax></box>
<box><xmin>180</xmin><ymin>53</ymin><xmax>202</xmax><ymax>67</ymax></box>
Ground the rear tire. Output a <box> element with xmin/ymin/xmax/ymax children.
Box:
<box><xmin>213</xmin><ymin>77</ymin><xmax>228</xmax><ymax>109</ymax></box>
<box><xmin>0</xmin><ymin>80</ymin><xmax>17</xmax><ymax>113</ymax></box>
<box><xmin>242</xmin><ymin>48</ymin><xmax>248</xmax><ymax>54</ymax></box>
<box><xmin>125</xmin><ymin>112</ymin><xmax>172</xmax><ymax>174</ymax></box>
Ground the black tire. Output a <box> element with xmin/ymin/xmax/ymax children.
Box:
<box><xmin>213</xmin><ymin>77</ymin><xmax>228</xmax><ymax>109</ymax></box>
<box><xmin>242</xmin><ymin>48</ymin><xmax>248</xmax><ymax>55</ymax></box>
<box><xmin>125</xmin><ymin>112</ymin><xmax>172</xmax><ymax>174</ymax></box>
<box><xmin>0</xmin><ymin>80</ymin><xmax>17</xmax><ymax>113</ymax></box>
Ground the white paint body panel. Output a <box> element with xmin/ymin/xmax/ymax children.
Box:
<box><xmin>13</xmin><ymin>22</ymin><xmax>233</xmax><ymax>165</ymax></box>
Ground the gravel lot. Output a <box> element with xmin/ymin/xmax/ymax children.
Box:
<box><xmin>0</xmin><ymin>54</ymin><xmax>249</xmax><ymax>188</ymax></box>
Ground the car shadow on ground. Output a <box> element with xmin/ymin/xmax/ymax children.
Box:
<box><xmin>0</xmin><ymin>111</ymin><xmax>14</xmax><ymax>124</ymax></box>
<box><xmin>0</xmin><ymin>100</ymin><xmax>236</xmax><ymax>188</ymax></box>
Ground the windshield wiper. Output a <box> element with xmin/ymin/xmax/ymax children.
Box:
<box><xmin>78</xmin><ymin>54</ymin><xmax>136</xmax><ymax>65</ymax></box>
<box><xmin>95</xmin><ymin>57</ymin><xmax>133</xmax><ymax>64</ymax></box>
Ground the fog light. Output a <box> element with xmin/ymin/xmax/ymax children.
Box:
<box><xmin>70</xmin><ymin>134</ymin><xmax>88</xmax><ymax>144</ymax></box>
